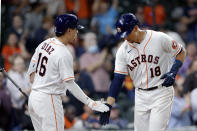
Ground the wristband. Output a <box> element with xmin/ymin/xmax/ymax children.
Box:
<box><xmin>170</xmin><ymin>59</ymin><xmax>183</xmax><ymax>74</ymax></box>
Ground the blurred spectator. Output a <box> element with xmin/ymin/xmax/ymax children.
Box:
<box><xmin>183</xmin><ymin>59</ymin><xmax>197</xmax><ymax>94</ymax></box>
<box><xmin>178</xmin><ymin>42</ymin><xmax>197</xmax><ymax>76</ymax></box>
<box><xmin>181</xmin><ymin>0</ymin><xmax>197</xmax><ymax>43</ymax></box>
<box><xmin>0</xmin><ymin>72</ymin><xmax>12</xmax><ymax>130</ymax></box>
<box><xmin>79</xmin><ymin>32</ymin><xmax>110</xmax><ymax>96</ymax></box>
<box><xmin>143</xmin><ymin>0</ymin><xmax>166</xmax><ymax>27</ymax></box>
<box><xmin>15</xmin><ymin>100</ymin><xmax>34</xmax><ymax>130</ymax></box>
<box><xmin>74</xmin><ymin>59</ymin><xmax>95</xmax><ymax>96</ymax></box>
<box><xmin>53</xmin><ymin>2</ymin><xmax>66</xmax><ymax>19</ymax></box>
<box><xmin>7</xmin><ymin>54</ymin><xmax>31</xmax><ymax>109</ymax></box>
<box><xmin>168</xmin><ymin>83</ymin><xmax>192</xmax><ymax>128</ymax></box>
<box><xmin>171</xmin><ymin>6</ymin><xmax>184</xmax><ymax>21</ymax></box>
<box><xmin>64</xmin><ymin>0</ymin><xmax>91</xmax><ymax>27</ymax></box>
<box><xmin>91</xmin><ymin>0</ymin><xmax>118</xmax><ymax>35</ymax></box>
<box><xmin>65</xmin><ymin>59</ymin><xmax>95</xmax><ymax>116</ymax></box>
<box><xmin>6</xmin><ymin>15</ymin><xmax>26</xmax><ymax>39</ymax></box>
<box><xmin>182</xmin><ymin>58</ymin><xmax>197</xmax><ymax>125</ymax></box>
<box><xmin>46</xmin><ymin>0</ymin><xmax>64</xmax><ymax>17</ymax></box>
<box><xmin>33</xmin><ymin>16</ymin><xmax>54</xmax><ymax>48</ymax></box>
<box><xmin>8</xmin><ymin>0</ymin><xmax>30</xmax><ymax>20</ymax></box>
<box><xmin>191</xmin><ymin>88</ymin><xmax>197</xmax><ymax>125</ymax></box>
<box><xmin>2</xmin><ymin>33</ymin><xmax>20</xmax><ymax>71</ymax></box>
<box><xmin>161</xmin><ymin>24</ymin><xmax>186</xmax><ymax>48</ymax></box>
<box><xmin>64</xmin><ymin>105</ymin><xmax>80</xmax><ymax>129</ymax></box>
<box><xmin>109</xmin><ymin>103</ymin><xmax>128</xmax><ymax>129</ymax></box>
<box><xmin>82</xmin><ymin>104</ymin><xmax>101</xmax><ymax>129</ymax></box>
<box><xmin>75</xmin><ymin>37</ymin><xmax>86</xmax><ymax>58</ymax></box>
<box><xmin>0</xmin><ymin>56</ymin><xmax>4</xmax><ymax>68</ymax></box>
<box><xmin>2</xmin><ymin>33</ymin><xmax>30</xmax><ymax>71</ymax></box>
<box><xmin>6</xmin><ymin>55</ymin><xmax>31</xmax><ymax>130</ymax></box>
<box><xmin>135</xmin><ymin>5</ymin><xmax>150</xmax><ymax>29</ymax></box>
<box><xmin>24</xmin><ymin>2</ymin><xmax>47</xmax><ymax>37</ymax></box>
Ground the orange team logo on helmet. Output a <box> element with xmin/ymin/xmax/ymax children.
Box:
<box><xmin>172</xmin><ymin>40</ymin><xmax>178</xmax><ymax>49</ymax></box>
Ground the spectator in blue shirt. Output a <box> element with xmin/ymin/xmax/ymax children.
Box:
<box><xmin>168</xmin><ymin>83</ymin><xmax>192</xmax><ymax>128</ymax></box>
<box><xmin>181</xmin><ymin>0</ymin><xmax>197</xmax><ymax>43</ymax></box>
<box><xmin>91</xmin><ymin>0</ymin><xmax>119</xmax><ymax>35</ymax></box>
<box><xmin>109</xmin><ymin>103</ymin><xmax>128</xmax><ymax>129</ymax></box>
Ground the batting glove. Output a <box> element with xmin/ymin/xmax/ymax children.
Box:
<box><xmin>160</xmin><ymin>72</ymin><xmax>176</xmax><ymax>87</ymax></box>
<box><xmin>87</xmin><ymin>100</ymin><xmax>110</xmax><ymax>112</ymax></box>
<box><xmin>161</xmin><ymin>59</ymin><xmax>183</xmax><ymax>87</ymax></box>
<box><xmin>99</xmin><ymin>103</ymin><xmax>112</xmax><ymax>125</ymax></box>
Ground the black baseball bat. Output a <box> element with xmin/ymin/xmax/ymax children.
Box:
<box><xmin>0</xmin><ymin>67</ymin><xmax>28</xmax><ymax>98</ymax></box>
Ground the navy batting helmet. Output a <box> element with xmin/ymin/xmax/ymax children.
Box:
<box><xmin>116</xmin><ymin>13</ymin><xmax>139</xmax><ymax>38</ymax></box>
<box><xmin>54</xmin><ymin>14</ymin><xmax>84</xmax><ymax>34</ymax></box>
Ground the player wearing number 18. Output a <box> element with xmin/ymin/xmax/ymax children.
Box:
<box><xmin>99</xmin><ymin>13</ymin><xmax>186</xmax><ymax>131</ymax></box>
<box><xmin>27</xmin><ymin>14</ymin><xmax>109</xmax><ymax>131</ymax></box>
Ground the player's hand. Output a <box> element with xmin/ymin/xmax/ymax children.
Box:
<box><xmin>99</xmin><ymin>103</ymin><xmax>112</xmax><ymax>125</ymax></box>
<box><xmin>88</xmin><ymin>100</ymin><xmax>110</xmax><ymax>112</ymax></box>
<box><xmin>160</xmin><ymin>72</ymin><xmax>176</xmax><ymax>87</ymax></box>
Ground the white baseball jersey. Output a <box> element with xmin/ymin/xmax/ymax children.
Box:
<box><xmin>114</xmin><ymin>30</ymin><xmax>182</xmax><ymax>89</ymax></box>
<box><xmin>27</xmin><ymin>37</ymin><xmax>74</xmax><ymax>94</ymax></box>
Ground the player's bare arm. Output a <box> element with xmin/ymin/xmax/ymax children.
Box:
<box><xmin>106</xmin><ymin>95</ymin><xmax>116</xmax><ymax>105</ymax></box>
<box><xmin>176</xmin><ymin>47</ymin><xmax>186</xmax><ymax>63</ymax></box>
<box><xmin>99</xmin><ymin>73</ymin><xmax>126</xmax><ymax>125</ymax></box>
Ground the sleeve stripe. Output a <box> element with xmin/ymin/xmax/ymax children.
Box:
<box><xmin>63</xmin><ymin>77</ymin><xmax>74</xmax><ymax>81</ymax></box>
<box><xmin>114</xmin><ymin>70</ymin><xmax>128</xmax><ymax>74</ymax></box>
<box><xmin>172</xmin><ymin>45</ymin><xmax>181</xmax><ymax>58</ymax></box>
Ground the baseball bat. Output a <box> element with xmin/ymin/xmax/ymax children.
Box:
<box><xmin>0</xmin><ymin>67</ymin><xmax>29</xmax><ymax>98</ymax></box>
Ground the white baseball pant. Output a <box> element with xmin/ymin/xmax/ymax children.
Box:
<box><xmin>134</xmin><ymin>85</ymin><xmax>174</xmax><ymax>131</ymax></box>
<box><xmin>28</xmin><ymin>90</ymin><xmax>64</xmax><ymax>131</ymax></box>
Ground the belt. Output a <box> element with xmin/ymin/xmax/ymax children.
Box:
<box><xmin>138</xmin><ymin>86</ymin><xmax>158</xmax><ymax>91</ymax></box>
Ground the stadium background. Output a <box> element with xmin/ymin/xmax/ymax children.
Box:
<box><xmin>0</xmin><ymin>0</ymin><xmax>197</xmax><ymax>130</ymax></box>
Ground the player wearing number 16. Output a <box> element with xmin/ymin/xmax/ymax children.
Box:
<box><xmin>99</xmin><ymin>13</ymin><xmax>186</xmax><ymax>131</ymax></box>
<box><xmin>27</xmin><ymin>14</ymin><xmax>109</xmax><ymax>131</ymax></box>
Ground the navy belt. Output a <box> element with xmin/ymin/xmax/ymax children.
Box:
<box><xmin>138</xmin><ymin>86</ymin><xmax>158</xmax><ymax>91</ymax></box>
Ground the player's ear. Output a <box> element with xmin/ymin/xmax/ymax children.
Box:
<box><xmin>133</xmin><ymin>25</ymin><xmax>138</xmax><ymax>32</ymax></box>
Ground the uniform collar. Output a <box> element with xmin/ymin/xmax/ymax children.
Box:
<box><xmin>51</xmin><ymin>37</ymin><xmax>66</xmax><ymax>46</ymax></box>
<box><xmin>126</xmin><ymin>30</ymin><xmax>150</xmax><ymax>46</ymax></box>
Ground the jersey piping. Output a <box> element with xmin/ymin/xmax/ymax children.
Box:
<box><xmin>51</xmin><ymin>95</ymin><xmax>58</xmax><ymax>131</ymax></box>
<box><xmin>143</xmin><ymin>30</ymin><xmax>152</xmax><ymax>88</ymax></box>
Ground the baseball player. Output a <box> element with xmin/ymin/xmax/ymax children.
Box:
<box><xmin>99</xmin><ymin>13</ymin><xmax>186</xmax><ymax>131</ymax></box>
<box><xmin>27</xmin><ymin>14</ymin><xmax>109</xmax><ymax>131</ymax></box>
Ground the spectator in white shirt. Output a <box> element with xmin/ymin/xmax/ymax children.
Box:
<box><xmin>6</xmin><ymin>54</ymin><xmax>31</xmax><ymax>109</ymax></box>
